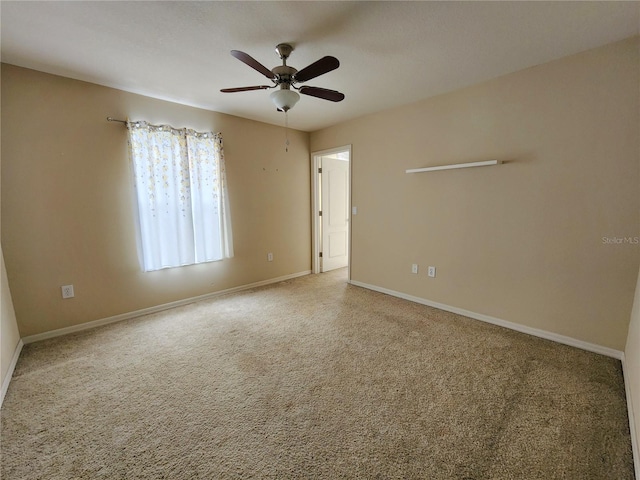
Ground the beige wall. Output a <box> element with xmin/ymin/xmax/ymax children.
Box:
<box><xmin>1</xmin><ymin>64</ymin><xmax>311</xmax><ymax>337</ymax></box>
<box><xmin>311</xmin><ymin>37</ymin><xmax>640</xmax><ymax>351</ymax></box>
<box><xmin>627</xmin><ymin>264</ymin><xmax>640</xmax><ymax>469</ymax></box>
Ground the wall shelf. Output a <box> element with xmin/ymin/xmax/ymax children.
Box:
<box><xmin>406</xmin><ymin>160</ymin><xmax>501</xmax><ymax>173</ymax></box>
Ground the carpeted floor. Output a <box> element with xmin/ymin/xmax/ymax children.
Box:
<box><xmin>1</xmin><ymin>269</ymin><xmax>635</xmax><ymax>479</ymax></box>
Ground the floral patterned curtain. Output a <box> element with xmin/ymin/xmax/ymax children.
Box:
<box><xmin>128</xmin><ymin>121</ymin><xmax>233</xmax><ymax>271</ymax></box>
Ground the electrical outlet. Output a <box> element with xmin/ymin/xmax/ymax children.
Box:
<box><xmin>428</xmin><ymin>266</ymin><xmax>436</xmax><ymax>278</ymax></box>
<box><xmin>411</xmin><ymin>264</ymin><xmax>419</xmax><ymax>274</ymax></box>
<box><xmin>61</xmin><ymin>285</ymin><xmax>74</xmax><ymax>299</ymax></box>
<box><xmin>267</xmin><ymin>252</ymin><xmax>273</xmax><ymax>262</ymax></box>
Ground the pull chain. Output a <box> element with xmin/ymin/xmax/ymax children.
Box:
<box><xmin>285</xmin><ymin>110</ymin><xmax>290</xmax><ymax>153</ymax></box>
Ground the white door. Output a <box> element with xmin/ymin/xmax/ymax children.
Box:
<box><xmin>321</xmin><ymin>156</ymin><xmax>349</xmax><ymax>272</ymax></box>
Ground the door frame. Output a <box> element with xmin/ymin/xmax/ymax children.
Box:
<box><xmin>311</xmin><ymin>145</ymin><xmax>352</xmax><ymax>277</ymax></box>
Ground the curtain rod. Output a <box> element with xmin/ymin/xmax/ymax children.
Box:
<box><xmin>107</xmin><ymin>116</ymin><xmax>221</xmax><ymax>141</ymax></box>
<box><xmin>106</xmin><ymin>117</ymin><xmax>127</xmax><ymax>125</ymax></box>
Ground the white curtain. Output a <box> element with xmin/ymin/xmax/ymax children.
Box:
<box><xmin>128</xmin><ymin>121</ymin><xmax>233</xmax><ymax>272</ymax></box>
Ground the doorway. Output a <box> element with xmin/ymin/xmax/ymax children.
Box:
<box><xmin>311</xmin><ymin>146</ymin><xmax>351</xmax><ymax>276</ymax></box>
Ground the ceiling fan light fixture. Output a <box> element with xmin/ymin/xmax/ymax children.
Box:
<box><xmin>270</xmin><ymin>88</ymin><xmax>300</xmax><ymax>112</ymax></box>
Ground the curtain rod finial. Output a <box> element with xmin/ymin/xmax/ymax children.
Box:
<box><xmin>107</xmin><ymin>117</ymin><xmax>128</xmax><ymax>125</ymax></box>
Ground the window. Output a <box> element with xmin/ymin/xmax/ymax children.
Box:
<box><xmin>128</xmin><ymin>121</ymin><xmax>233</xmax><ymax>272</ymax></box>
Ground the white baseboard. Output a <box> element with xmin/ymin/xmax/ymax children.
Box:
<box><xmin>1</xmin><ymin>338</ymin><xmax>24</xmax><ymax>408</ymax></box>
<box><xmin>349</xmin><ymin>280</ymin><xmax>624</xmax><ymax>359</ymax></box>
<box><xmin>22</xmin><ymin>270</ymin><xmax>311</xmax><ymax>345</ymax></box>
<box><xmin>622</xmin><ymin>354</ymin><xmax>640</xmax><ymax>479</ymax></box>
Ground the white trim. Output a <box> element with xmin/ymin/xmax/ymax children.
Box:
<box><xmin>622</xmin><ymin>354</ymin><xmax>640</xmax><ymax>479</ymax></box>
<box><xmin>310</xmin><ymin>145</ymin><xmax>352</xmax><ymax>279</ymax></box>
<box><xmin>311</xmin><ymin>153</ymin><xmax>321</xmax><ymax>274</ymax></box>
<box><xmin>349</xmin><ymin>280</ymin><xmax>624</xmax><ymax>359</ymax></box>
<box><xmin>22</xmin><ymin>271</ymin><xmax>311</xmax><ymax>345</ymax></box>
<box><xmin>1</xmin><ymin>339</ymin><xmax>24</xmax><ymax>407</ymax></box>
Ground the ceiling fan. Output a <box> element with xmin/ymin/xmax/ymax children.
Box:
<box><xmin>221</xmin><ymin>43</ymin><xmax>345</xmax><ymax>112</ymax></box>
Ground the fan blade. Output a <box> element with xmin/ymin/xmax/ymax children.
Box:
<box><xmin>294</xmin><ymin>56</ymin><xmax>339</xmax><ymax>83</ymax></box>
<box><xmin>299</xmin><ymin>86</ymin><xmax>345</xmax><ymax>102</ymax></box>
<box><xmin>221</xmin><ymin>85</ymin><xmax>272</xmax><ymax>93</ymax></box>
<box><xmin>230</xmin><ymin>50</ymin><xmax>276</xmax><ymax>80</ymax></box>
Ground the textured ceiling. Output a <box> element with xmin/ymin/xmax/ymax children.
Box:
<box><xmin>1</xmin><ymin>1</ymin><xmax>638</xmax><ymax>132</ymax></box>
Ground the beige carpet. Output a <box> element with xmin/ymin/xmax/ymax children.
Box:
<box><xmin>1</xmin><ymin>269</ymin><xmax>634</xmax><ymax>479</ymax></box>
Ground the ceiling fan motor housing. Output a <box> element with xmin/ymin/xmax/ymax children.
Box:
<box><xmin>272</xmin><ymin>65</ymin><xmax>298</xmax><ymax>88</ymax></box>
